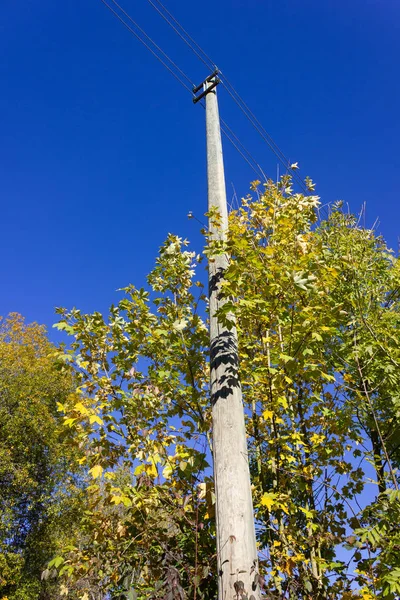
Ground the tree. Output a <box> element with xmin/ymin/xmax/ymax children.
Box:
<box><xmin>51</xmin><ymin>239</ymin><xmax>216</xmax><ymax>599</ymax></box>
<box><xmin>52</xmin><ymin>178</ymin><xmax>399</xmax><ymax>599</ymax></box>
<box><xmin>214</xmin><ymin>180</ymin><xmax>400</xmax><ymax>598</ymax></box>
<box><xmin>0</xmin><ymin>313</ymin><xmax>83</xmax><ymax>600</ymax></box>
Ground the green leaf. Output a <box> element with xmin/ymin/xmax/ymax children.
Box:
<box><xmin>48</xmin><ymin>556</ymin><xmax>64</xmax><ymax>569</ymax></box>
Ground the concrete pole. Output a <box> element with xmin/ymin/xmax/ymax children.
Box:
<box><xmin>205</xmin><ymin>79</ymin><xmax>260</xmax><ymax>600</ymax></box>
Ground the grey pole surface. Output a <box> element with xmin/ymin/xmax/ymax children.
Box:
<box><xmin>205</xmin><ymin>79</ymin><xmax>260</xmax><ymax>600</ymax></box>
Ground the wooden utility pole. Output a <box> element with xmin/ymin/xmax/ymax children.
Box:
<box><xmin>194</xmin><ymin>73</ymin><xmax>260</xmax><ymax>600</ymax></box>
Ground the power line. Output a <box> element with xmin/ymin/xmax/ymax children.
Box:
<box><xmin>220</xmin><ymin>77</ymin><xmax>310</xmax><ymax>194</ymax></box>
<box><xmin>144</xmin><ymin>0</ymin><xmax>311</xmax><ymax>194</ymax></box>
<box><xmin>222</xmin><ymin>81</ymin><xmax>291</xmax><ymax>169</ymax></box>
<box><xmin>140</xmin><ymin>0</ymin><xmax>271</xmax><ymax>182</ymax></box>
<box><xmin>221</xmin><ymin>124</ymin><xmax>266</xmax><ymax>181</ymax></box>
<box><xmin>99</xmin><ymin>0</ymin><xmax>193</xmax><ymax>93</ymax></box>
<box><xmin>145</xmin><ymin>0</ymin><xmax>215</xmax><ymax>72</ymax></box>
<box><xmin>100</xmin><ymin>0</ymin><xmax>305</xmax><ymax>195</ymax></box>
<box><xmin>221</xmin><ymin>83</ymin><xmax>309</xmax><ymax>192</ymax></box>
<box><xmin>221</xmin><ymin>72</ymin><xmax>293</xmax><ymax>168</ymax></box>
<box><xmin>197</xmin><ymin>97</ymin><xmax>266</xmax><ymax>181</ymax></box>
<box><xmin>220</xmin><ymin>118</ymin><xmax>266</xmax><ymax>181</ymax></box>
<box><xmin>109</xmin><ymin>0</ymin><xmax>195</xmax><ymax>87</ymax></box>
<box><xmin>100</xmin><ymin>0</ymin><xmax>268</xmax><ymax>181</ymax></box>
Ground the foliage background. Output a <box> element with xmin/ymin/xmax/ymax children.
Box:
<box><xmin>0</xmin><ymin>1</ymin><xmax>399</xmax><ymax>598</ymax></box>
<box><xmin>42</xmin><ymin>182</ymin><xmax>400</xmax><ymax>599</ymax></box>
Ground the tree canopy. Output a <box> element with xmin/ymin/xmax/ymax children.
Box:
<box><xmin>0</xmin><ymin>314</ymin><xmax>83</xmax><ymax>600</ymax></box>
<box><xmin>3</xmin><ymin>177</ymin><xmax>399</xmax><ymax>600</ymax></box>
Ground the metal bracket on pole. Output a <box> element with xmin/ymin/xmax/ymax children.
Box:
<box><xmin>193</xmin><ymin>69</ymin><xmax>220</xmax><ymax>104</ymax></box>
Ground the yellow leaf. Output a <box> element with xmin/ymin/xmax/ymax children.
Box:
<box><xmin>198</xmin><ymin>482</ymin><xmax>207</xmax><ymax>499</ymax></box>
<box><xmin>149</xmin><ymin>452</ymin><xmax>162</xmax><ymax>464</ymax></box>
<box><xmin>293</xmin><ymin>553</ymin><xmax>306</xmax><ymax>562</ymax></box>
<box><xmin>74</xmin><ymin>402</ymin><xmax>89</xmax><ymax>416</ymax></box>
<box><xmin>260</xmin><ymin>492</ymin><xmax>276</xmax><ymax>510</ymax></box>
<box><xmin>310</xmin><ymin>433</ymin><xmax>325</xmax><ymax>445</ymax></box>
<box><xmin>89</xmin><ymin>415</ymin><xmax>103</xmax><ymax>426</ymax></box>
<box><xmin>145</xmin><ymin>463</ymin><xmax>158</xmax><ymax>478</ymax></box>
<box><xmin>121</xmin><ymin>495</ymin><xmax>132</xmax><ymax>507</ymax></box>
<box><xmin>278</xmin><ymin>396</ymin><xmax>288</xmax><ymax>409</ymax></box>
<box><xmin>279</xmin><ymin>502</ymin><xmax>290</xmax><ymax>515</ymax></box>
<box><xmin>299</xmin><ymin>506</ymin><xmax>313</xmax><ymax>519</ymax></box>
<box><xmin>89</xmin><ymin>465</ymin><xmax>103</xmax><ymax>479</ymax></box>
<box><xmin>134</xmin><ymin>464</ymin><xmax>145</xmax><ymax>477</ymax></box>
<box><xmin>110</xmin><ymin>495</ymin><xmax>123</xmax><ymax>505</ymax></box>
<box><xmin>162</xmin><ymin>463</ymin><xmax>174</xmax><ymax>479</ymax></box>
<box><xmin>263</xmin><ymin>410</ymin><xmax>274</xmax><ymax>420</ymax></box>
<box><xmin>87</xmin><ymin>484</ymin><xmax>100</xmax><ymax>493</ymax></box>
<box><xmin>360</xmin><ymin>589</ymin><xmax>375</xmax><ymax>600</ymax></box>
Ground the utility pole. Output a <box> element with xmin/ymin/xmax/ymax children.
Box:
<box><xmin>194</xmin><ymin>73</ymin><xmax>260</xmax><ymax>600</ymax></box>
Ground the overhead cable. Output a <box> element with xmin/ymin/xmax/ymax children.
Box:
<box><xmin>100</xmin><ymin>0</ymin><xmax>266</xmax><ymax>180</ymax></box>
<box><xmin>145</xmin><ymin>0</ymin><xmax>216</xmax><ymax>71</ymax></box>
<box><xmin>109</xmin><ymin>0</ymin><xmax>195</xmax><ymax>87</ymax></box>
<box><xmin>100</xmin><ymin>0</ymin><xmax>193</xmax><ymax>93</ymax></box>
<box><xmin>220</xmin><ymin>118</ymin><xmax>267</xmax><ymax>181</ymax></box>
<box><xmin>220</xmin><ymin>78</ymin><xmax>310</xmax><ymax>194</ymax></box>
<box><xmin>144</xmin><ymin>0</ymin><xmax>311</xmax><ymax>194</ymax></box>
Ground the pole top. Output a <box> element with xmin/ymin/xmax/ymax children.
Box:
<box><xmin>193</xmin><ymin>69</ymin><xmax>220</xmax><ymax>104</ymax></box>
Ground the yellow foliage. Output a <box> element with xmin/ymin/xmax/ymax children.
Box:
<box><xmin>134</xmin><ymin>464</ymin><xmax>145</xmax><ymax>476</ymax></box>
<box><xmin>260</xmin><ymin>492</ymin><xmax>276</xmax><ymax>510</ymax></box>
<box><xmin>145</xmin><ymin>462</ymin><xmax>158</xmax><ymax>478</ymax></box>
<box><xmin>74</xmin><ymin>402</ymin><xmax>89</xmax><ymax>416</ymax></box>
<box><xmin>310</xmin><ymin>433</ymin><xmax>325</xmax><ymax>445</ymax></box>
<box><xmin>89</xmin><ymin>414</ymin><xmax>103</xmax><ymax>426</ymax></box>
<box><xmin>162</xmin><ymin>463</ymin><xmax>174</xmax><ymax>479</ymax></box>
<box><xmin>89</xmin><ymin>465</ymin><xmax>103</xmax><ymax>479</ymax></box>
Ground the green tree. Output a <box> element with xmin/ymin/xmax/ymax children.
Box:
<box><xmin>215</xmin><ymin>180</ymin><xmax>399</xmax><ymax>598</ymax></box>
<box><xmin>53</xmin><ymin>178</ymin><xmax>399</xmax><ymax>599</ymax></box>
<box><xmin>0</xmin><ymin>313</ymin><xmax>83</xmax><ymax>600</ymax></box>
<box><xmin>51</xmin><ymin>239</ymin><xmax>216</xmax><ymax>600</ymax></box>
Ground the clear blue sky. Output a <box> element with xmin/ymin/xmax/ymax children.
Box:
<box><xmin>1</xmin><ymin>0</ymin><xmax>399</xmax><ymax>337</ymax></box>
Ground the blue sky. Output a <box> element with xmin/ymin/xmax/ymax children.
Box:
<box><xmin>1</xmin><ymin>0</ymin><xmax>399</xmax><ymax>336</ymax></box>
